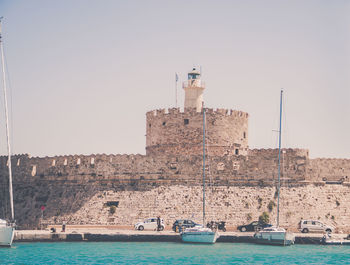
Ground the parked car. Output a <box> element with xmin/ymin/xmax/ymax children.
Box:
<box><xmin>299</xmin><ymin>220</ymin><xmax>334</xmax><ymax>233</ymax></box>
<box><xmin>172</xmin><ymin>219</ymin><xmax>200</xmax><ymax>232</ymax></box>
<box><xmin>134</xmin><ymin>218</ymin><xmax>164</xmax><ymax>231</ymax></box>
<box><xmin>237</xmin><ymin>221</ymin><xmax>272</xmax><ymax>232</ymax></box>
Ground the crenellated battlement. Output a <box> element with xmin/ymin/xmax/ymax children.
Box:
<box><xmin>2</xmin><ymin>147</ymin><xmax>346</xmax><ymax>186</ymax></box>
<box><xmin>0</xmin><ymin>153</ymin><xmax>146</xmax><ymax>169</ymax></box>
<box><xmin>146</xmin><ymin>108</ymin><xmax>249</xmax><ymax>118</ymax></box>
<box><xmin>0</xmin><ymin>147</ymin><xmax>311</xmax><ymax>183</ymax></box>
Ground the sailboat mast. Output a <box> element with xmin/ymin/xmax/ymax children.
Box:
<box><xmin>202</xmin><ymin>106</ymin><xmax>206</xmax><ymax>226</ymax></box>
<box><xmin>0</xmin><ymin>18</ymin><xmax>14</xmax><ymax>221</ymax></box>
<box><xmin>277</xmin><ymin>89</ymin><xmax>283</xmax><ymax>228</ymax></box>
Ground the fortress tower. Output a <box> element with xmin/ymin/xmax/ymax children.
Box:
<box><xmin>145</xmin><ymin>68</ymin><xmax>249</xmax><ymax>157</ymax></box>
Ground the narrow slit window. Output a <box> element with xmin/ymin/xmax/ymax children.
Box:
<box><xmin>184</xmin><ymin>119</ymin><xmax>189</xmax><ymax>125</ymax></box>
<box><xmin>31</xmin><ymin>165</ymin><xmax>37</xmax><ymax>176</ymax></box>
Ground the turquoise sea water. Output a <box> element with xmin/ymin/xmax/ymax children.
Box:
<box><xmin>1</xmin><ymin>242</ymin><xmax>350</xmax><ymax>264</ymax></box>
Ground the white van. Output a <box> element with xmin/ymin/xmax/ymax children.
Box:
<box><xmin>299</xmin><ymin>220</ymin><xmax>334</xmax><ymax>233</ymax></box>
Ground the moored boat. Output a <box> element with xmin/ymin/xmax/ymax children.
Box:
<box><xmin>322</xmin><ymin>239</ymin><xmax>350</xmax><ymax>245</ymax></box>
<box><xmin>181</xmin><ymin>226</ymin><xmax>218</xmax><ymax>244</ymax></box>
<box><xmin>0</xmin><ymin>219</ymin><xmax>15</xmax><ymax>247</ymax></box>
<box><xmin>0</xmin><ymin>17</ymin><xmax>16</xmax><ymax>247</ymax></box>
<box><xmin>254</xmin><ymin>226</ymin><xmax>295</xmax><ymax>246</ymax></box>
<box><xmin>254</xmin><ymin>90</ymin><xmax>295</xmax><ymax>246</ymax></box>
<box><xmin>321</xmin><ymin>233</ymin><xmax>350</xmax><ymax>245</ymax></box>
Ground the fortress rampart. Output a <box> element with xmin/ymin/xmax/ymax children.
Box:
<box><xmin>0</xmin><ymin>148</ymin><xmax>309</xmax><ymax>187</ymax></box>
<box><xmin>1</xmin><ymin>149</ymin><xmax>348</xmax><ymax>188</ymax></box>
<box><xmin>146</xmin><ymin>108</ymin><xmax>249</xmax><ymax>157</ymax></box>
<box><xmin>1</xmin><ymin>150</ymin><xmax>350</xmax><ymax>230</ymax></box>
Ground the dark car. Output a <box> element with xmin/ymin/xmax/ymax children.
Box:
<box><xmin>237</xmin><ymin>221</ymin><xmax>272</xmax><ymax>232</ymax></box>
<box><xmin>172</xmin><ymin>219</ymin><xmax>199</xmax><ymax>232</ymax></box>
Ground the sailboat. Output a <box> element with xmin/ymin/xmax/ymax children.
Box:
<box><xmin>0</xmin><ymin>17</ymin><xmax>16</xmax><ymax>247</ymax></box>
<box><xmin>181</xmin><ymin>107</ymin><xmax>219</xmax><ymax>244</ymax></box>
<box><xmin>254</xmin><ymin>90</ymin><xmax>295</xmax><ymax>246</ymax></box>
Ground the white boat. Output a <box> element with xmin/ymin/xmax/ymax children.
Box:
<box><xmin>321</xmin><ymin>233</ymin><xmax>350</xmax><ymax>245</ymax></box>
<box><xmin>0</xmin><ymin>17</ymin><xmax>16</xmax><ymax>247</ymax></box>
<box><xmin>254</xmin><ymin>90</ymin><xmax>295</xmax><ymax>246</ymax></box>
<box><xmin>322</xmin><ymin>240</ymin><xmax>350</xmax><ymax>246</ymax></box>
<box><xmin>181</xmin><ymin>79</ymin><xmax>218</xmax><ymax>243</ymax></box>
<box><xmin>254</xmin><ymin>226</ymin><xmax>295</xmax><ymax>246</ymax></box>
<box><xmin>181</xmin><ymin>226</ymin><xmax>218</xmax><ymax>244</ymax></box>
<box><xmin>0</xmin><ymin>219</ymin><xmax>15</xmax><ymax>247</ymax></box>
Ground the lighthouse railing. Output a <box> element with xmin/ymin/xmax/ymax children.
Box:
<box><xmin>182</xmin><ymin>80</ymin><xmax>205</xmax><ymax>88</ymax></box>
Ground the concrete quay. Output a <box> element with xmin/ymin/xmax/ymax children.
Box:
<box><xmin>14</xmin><ymin>229</ymin><xmax>344</xmax><ymax>245</ymax></box>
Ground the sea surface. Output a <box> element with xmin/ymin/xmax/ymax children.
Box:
<box><xmin>1</xmin><ymin>242</ymin><xmax>349</xmax><ymax>264</ymax></box>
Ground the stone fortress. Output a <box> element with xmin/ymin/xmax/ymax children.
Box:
<box><xmin>1</xmin><ymin>68</ymin><xmax>350</xmax><ymax>231</ymax></box>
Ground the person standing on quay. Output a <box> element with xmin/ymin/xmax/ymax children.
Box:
<box><xmin>61</xmin><ymin>221</ymin><xmax>66</xmax><ymax>232</ymax></box>
<box><xmin>157</xmin><ymin>216</ymin><xmax>161</xmax><ymax>231</ymax></box>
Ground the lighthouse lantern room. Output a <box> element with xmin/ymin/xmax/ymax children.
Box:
<box><xmin>183</xmin><ymin>67</ymin><xmax>205</xmax><ymax>112</ymax></box>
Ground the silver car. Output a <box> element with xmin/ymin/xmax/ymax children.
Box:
<box><xmin>299</xmin><ymin>220</ymin><xmax>334</xmax><ymax>233</ymax></box>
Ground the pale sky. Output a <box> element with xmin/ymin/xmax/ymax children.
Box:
<box><xmin>0</xmin><ymin>0</ymin><xmax>349</xmax><ymax>158</ymax></box>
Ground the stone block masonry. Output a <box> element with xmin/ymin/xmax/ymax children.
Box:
<box><xmin>146</xmin><ymin>108</ymin><xmax>249</xmax><ymax>156</ymax></box>
<box><xmin>0</xmin><ymin>148</ymin><xmax>349</xmax><ymax>230</ymax></box>
<box><xmin>0</xmin><ymin>148</ymin><xmax>307</xmax><ymax>188</ymax></box>
<box><xmin>20</xmin><ymin>185</ymin><xmax>350</xmax><ymax>233</ymax></box>
<box><xmin>308</xmin><ymin>158</ymin><xmax>350</xmax><ymax>183</ymax></box>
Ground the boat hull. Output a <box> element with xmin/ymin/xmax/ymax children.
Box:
<box><xmin>322</xmin><ymin>241</ymin><xmax>350</xmax><ymax>245</ymax></box>
<box><xmin>181</xmin><ymin>231</ymin><xmax>218</xmax><ymax>244</ymax></box>
<box><xmin>254</xmin><ymin>231</ymin><xmax>294</xmax><ymax>246</ymax></box>
<box><xmin>0</xmin><ymin>226</ymin><xmax>14</xmax><ymax>247</ymax></box>
<box><xmin>321</xmin><ymin>238</ymin><xmax>350</xmax><ymax>245</ymax></box>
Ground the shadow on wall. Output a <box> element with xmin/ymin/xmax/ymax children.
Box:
<box><xmin>1</xmin><ymin>178</ymin><xmax>166</xmax><ymax>229</ymax></box>
<box><xmin>7</xmin><ymin>184</ymin><xmax>99</xmax><ymax>229</ymax></box>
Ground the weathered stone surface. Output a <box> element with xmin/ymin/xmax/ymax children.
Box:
<box><xmin>146</xmin><ymin>108</ymin><xmax>249</xmax><ymax>156</ymax></box>
<box><xmin>0</xmin><ymin>149</ymin><xmax>349</xmax><ymax>230</ymax></box>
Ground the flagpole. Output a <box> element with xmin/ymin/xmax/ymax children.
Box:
<box><xmin>175</xmin><ymin>72</ymin><xmax>178</xmax><ymax>108</ymax></box>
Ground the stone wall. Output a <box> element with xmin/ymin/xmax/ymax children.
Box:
<box><xmin>146</xmin><ymin>108</ymin><xmax>249</xmax><ymax>156</ymax></box>
<box><xmin>0</xmin><ymin>149</ymin><xmax>308</xmax><ymax>187</ymax></box>
<box><xmin>1</xmin><ymin>150</ymin><xmax>350</xmax><ymax>229</ymax></box>
<box><xmin>308</xmin><ymin>158</ymin><xmax>350</xmax><ymax>183</ymax></box>
<box><xmin>9</xmin><ymin>184</ymin><xmax>350</xmax><ymax>233</ymax></box>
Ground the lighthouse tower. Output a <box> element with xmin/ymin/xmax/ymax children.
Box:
<box><xmin>146</xmin><ymin>67</ymin><xmax>249</xmax><ymax>157</ymax></box>
<box><xmin>183</xmin><ymin>67</ymin><xmax>205</xmax><ymax>112</ymax></box>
